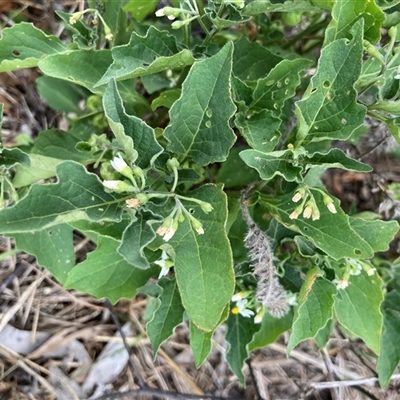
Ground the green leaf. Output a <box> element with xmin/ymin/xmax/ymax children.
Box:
<box><xmin>190</xmin><ymin>305</ymin><xmax>229</xmax><ymax>367</ymax></box>
<box><xmin>226</xmin><ymin>312</ymin><xmax>259</xmax><ymax>384</ymax></box>
<box><xmin>65</xmin><ymin>236</ymin><xmax>157</xmax><ymax>303</ymax></box>
<box><xmin>232</xmin><ymin>76</ymin><xmax>254</xmax><ymax>111</ymax></box>
<box><xmin>216</xmin><ymin>147</ymin><xmax>260</xmax><ymax>188</ymax></box>
<box><xmin>36</xmin><ymin>76</ymin><xmax>86</xmax><ymax>113</ymax></box>
<box><xmin>239</xmin><ymin>149</ymin><xmax>303</xmax><ymax>182</ymax></box>
<box><xmin>334</xmin><ymin>271</ymin><xmax>383</xmax><ymax>354</ymax></box>
<box><xmin>55</xmin><ymin>11</ymin><xmax>93</xmax><ymax>49</ymax></box>
<box><xmin>103</xmin><ymin>0</ymin><xmax>129</xmax><ymax>46</ymax></box>
<box><xmin>305</xmin><ymin>148</ymin><xmax>372</xmax><ymax>172</ymax></box>
<box><xmin>259</xmin><ymin>191</ymin><xmax>374</xmax><ymax>260</ymax></box>
<box><xmin>31</xmin><ymin>128</ymin><xmax>94</xmax><ymax>163</ymax></box>
<box><xmin>151</xmin><ymin>89</ymin><xmax>181</xmax><ymax>111</ymax></box>
<box><xmin>72</xmin><ymin>218</ymin><xmax>129</xmax><ymax>240</ymax></box>
<box><xmin>12</xmin><ymin>154</ymin><xmax>64</xmax><ymax>188</ymax></box>
<box><xmin>349</xmin><ymin>217</ymin><xmax>399</xmax><ymax>252</ymax></box>
<box><xmin>251</xmin><ymin>59</ymin><xmax>313</xmax><ymax>113</ymax></box>
<box><xmin>9</xmin><ymin>224</ymin><xmax>75</xmax><ymax>284</ymax></box>
<box><xmin>124</xmin><ymin>0</ymin><xmax>158</xmax><ymax>22</ymax></box>
<box><xmin>295</xmin><ymin>20</ymin><xmax>366</xmax><ymax>146</ymax></box>
<box><xmin>234</xmin><ymin>111</ymin><xmax>281</xmax><ymax>153</ymax></box>
<box><xmin>169</xmin><ymin>185</ymin><xmax>234</xmax><ymax>332</ymax></box>
<box><xmin>190</xmin><ymin>323</ymin><xmax>214</xmax><ymax>368</ymax></box>
<box><xmin>164</xmin><ymin>43</ymin><xmax>236</xmax><ymax>166</ymax></box>
<box><xmin>118</xmin><ymin>210</ymin><xmax>161</xmax><ymax>269</ymax></box>
<box><xmin>95</xmin><ymin>27</ymin><xmax>195</xmax><ymax>86</ymax></box>
<box><xmin>376</xmin><ymin>0</ymin><xmax>400</xmax><ymax>9</ymax></box>
<box><xmin>0</xmin><ymin>22</ymin><xmax>68</xmax><ymax>72</ymax></box>
<box><xmin>0</xmin><ymin>161</ymin><xmax>123</xmax><ymax>233</ymax></box>
<box><xmin>287</xmin><ymin>270</ymin><xmax>337</xmax><ymax>353</ymax></box>
<box><xmin>377</xmin><ymin>288</ymin><xmax>400</xmax><ymax>388</ymax></box>
<box><xmin>249</xmin><ymin>311</ymin><xmax>293</xmax><ymax>352</ymax></box>
<box><xmin>243</xmin><ymin>0</ymin><xmax>320</xmax><ymax>15</ymax></box>
<box><xmin>38</xmin><ymin>49</ymin><xmax>113</xmax><ymax>93</ymax></box>
<box><xmin>206</xmin><ymin>2</ymin><xmax>251</xmax><ymax>28</ymax></box>
<box><xmin>147</xmin><ymin>277</ymin><xmax>185</xmax><ymax>353</ymax></box>
<box><xmin>103</xmin><ymin>79</ymin><xmax>163</xmax><ymax>168</ymax></box>
<box><xmin>314</xmin><ymin>318</ymin><xmax>333</xmax><ymax>348</ymax></box>
<box><xmin>325</xmin><ymin>0</ymin><xmax>385</xmax><ymax>44</ymax></box>
<box><xmin>233</xmin><ymin>38</ymin><xmax>282</xmax><ymax>81</ymax></box>
<box><xmin>0</xmin><ymin>148</ymin><xmax>30</xmax><ymax>168</ymax></box>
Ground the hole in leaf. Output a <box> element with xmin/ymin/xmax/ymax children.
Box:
<box><xmin>354</xmin><ymin>248</ymin><xmax>361</xmax><ymax>255</ymax></box>
<box><xmin>12</xmin><ymin>49</ymin><xmax>20</xmax><ymax>56</ymax></box>
<box><xmin>48</xmin><ymin>231</ymin><xmax>52</xmax><ymax>235</ymax></box>
<box><xmin>341</xmin><ymin>118</ymin><xmax>347</xmax><ymax>125</ymax></box>
<box><xmin>276</xmin><ymin>81</ymin><xmax>282</xmax><ymax>88</ymax></box>
<box><xmin>311</xmin><ymin>88</ymin><xmax>317</xmax><ymax>94</ymax></box>
<box><xmin>189</xmin><ymin>208</ymin><xmax>195</xmax><ymax>214</ymax></box>
<box><xmin>271</xmin><ymin>91</ymin><xmax>278</xmax><ymax>99</ymax></box>
<box><xmin>284</xmin><ymin>78</ymin><xmax>290</xmax><ymax>85</ymax></box>
<box><xmin>323</xmin><ymin>80</ymin><xmax>330</xmax><ymax>88</ymax></box>
<box><xmin>205</xmin><ymin>120</ymin><xmax>212</xmax><ymax>128</ymax></box>
<box><xmin>303</xmin><ymin>227</ymin><xmax>309</xmax><ymax>232</ymax></box>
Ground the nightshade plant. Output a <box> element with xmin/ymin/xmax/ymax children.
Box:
<box><xmin>1</xmin><ymin>0</ymin><xmax>400</xmax><ymax>387</ymax></box>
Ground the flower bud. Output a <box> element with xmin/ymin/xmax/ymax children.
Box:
<box><xmin>102</xmin><ymin>180</ymin><xmax>137</xmax><ymax>193</ymax></box>
<box><xmin>322</xmin><ymin>194</ymin><xmax>337</xmax><ymax>214</ymax></box>
<box><xmin>167</xmin><ymin>157</ymin><xmax>180</xmax><ymax>171</ymax></box>
<box><xmin>292</xmin><ymin>191</ymin><xmax>303</xmax><ymax>203</ymax></box>
<box><xmin>190</xmin><ymin>216</ymin><xmax>204</xmax><ymax>235</ymax></box>
<box><xmin>111</xmin><ymin>154</ymin><xmax>133</xmax><ymax>179</ymax></box>
<box><xmin>302</xmin><ymin>204</ymin><xmax>313</xmax><ymax>219</ymax></box>
<box><xmin>199</xmin><ymin>201</ymin><xmax>213</xmax><ymax>214</ymax></box>
<box><xmin>289</xmin><ymin>204</ymin><xmax>303</xmax><ymax>220</ymax></box>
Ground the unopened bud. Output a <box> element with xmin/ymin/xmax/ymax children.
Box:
<box><xmin>102</xmin><ymin>180</ymin><xmax>137</xmax><ymax>193</ymax></box>
<box><xmin>200</xmin><ymin>201</ymin><xmax>213</xmax><ymax>214</ymax></box>
<box><xmin>303</xmin><ymin>205</ymin><xmax>313</xmax><ymax>219</ymax></box>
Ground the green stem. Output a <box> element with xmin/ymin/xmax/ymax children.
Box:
<box><xmin>282</xmin><ymin>17</ymin><xmax>328</xmax><ymax>50</ymax></box>
<box><xmin>176</xmin><ymin>65</ymin><xmax>191</xmax><ymax>88</ymax></box>
<box><xmin>170</xmin><ymin>167</ymin><xmax>179</xmax><ymax>193</ymax></box>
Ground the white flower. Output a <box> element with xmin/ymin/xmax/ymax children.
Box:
<box><xmin>155</xmin><ymin>8</ymin><xmax>165</xmax><ymax>17</ymax></box>
<box><xmin>154</xmin><ymin>250</ymin><xmax>174</xmax><ymax>278</ymax></box>
<box><xmin>333</xmin><ymin>279</ymin><xmax>349</xmax><ymax>290</ymax></box>
<box><xmin>231</xmin><ymin>292</ymin><xmax>245</xmax><ymax>302</ymax></box>
<box><xmin>102</xmin><ymin>180</ymin><xmax>119</xmax><ymax>190</ymax></box>
<box><xmin>232</xmin><ymin>299</ymin><xmax>254</xmax><ymax>318</ymax></box>
<box><xmin>111</xmin><ymin>154</ymin><xmax>129</xmax><ymax>174</ymax></box>
<box><xmin>156</xmin><ymin>217</ymin><xmax>177</xmax><ymax>242</ymax></box>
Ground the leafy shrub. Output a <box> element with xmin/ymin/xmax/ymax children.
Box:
<box><xmin>0</xmin><ymin>0</ymin><xmax>400</xmax><ymax>386</ymax></box>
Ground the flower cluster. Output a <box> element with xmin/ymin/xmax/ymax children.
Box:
<box><xmin>69</xmin><ymin>8</ymin><xmax>113</xmax><ymax>40</ymax></box>
<box><xmin>333</xmin><ymin>258</ymin><xmax>376</xmax><ymax>289</ymax></box>
<box><xmin>101</xmin><ymin>153</ymin><xmax>213</xmax><ymax>243</ymax></box>
<box><xmin>289</xmin><ymin>185</ymin><xmax>337</xmax><ymax>221</ymax></box>
<box><xmin>102</xmin><ymin>153</ymin><xmax>146</xmax><ymax>195</ymax></box>
<box><xmin>156</xmin><ymin>197</ymin><xmax>211</xmax><ymax>242</ymax></box>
